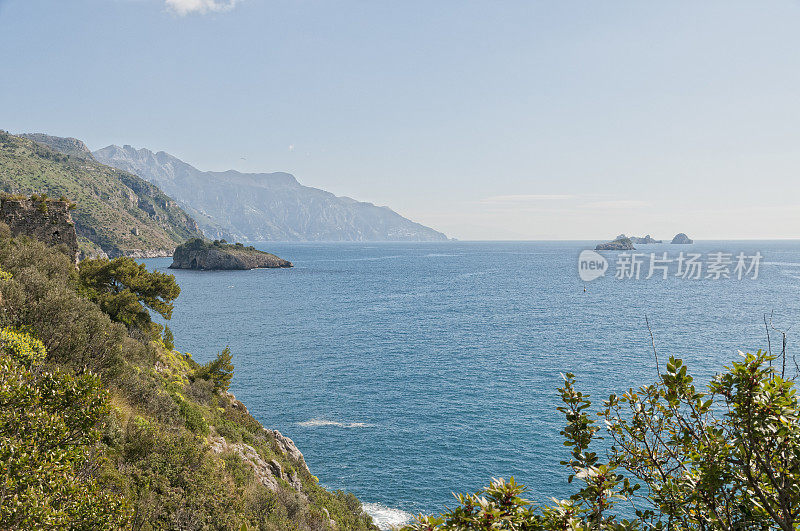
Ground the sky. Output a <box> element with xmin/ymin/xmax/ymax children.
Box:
<box><xmin>1</xmin><ymin>0</ymin><xmax>799</xmax><ymax>240</ymax></box>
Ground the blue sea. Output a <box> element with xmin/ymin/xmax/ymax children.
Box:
<box><xmin>143</xmin><ymin>241</ymin><xmax>800</xmax><ymax>529</ymax></box>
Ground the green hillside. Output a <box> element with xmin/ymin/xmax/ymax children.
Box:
<box><xmin>0</xmin><ymin>229</ymin><xmax>376</xmax><ymax>530</ymax></box>
<box><xmin>0</xmin><ymin>131</ymin><xmax>202</xmax><ymax>257</ymax></box>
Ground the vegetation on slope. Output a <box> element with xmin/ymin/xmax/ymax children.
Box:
<box><xmin>0</xmin><ymin>229</ymin><xmax>375</xmax><ymax>530</ymax></box>
<box><xmin>403</xmin><ymin>352</ymin><xmax>800</xmax><ymax>529</ymax></box>
<box><xmin>18</xmin><ymin>133</ymin><xmax>96</xmax><ymax>161</ymax></box>
<box><xmin>0</xmin><ymin>131</ymin><xmax>202</xmax><ymax>257</ymax></box>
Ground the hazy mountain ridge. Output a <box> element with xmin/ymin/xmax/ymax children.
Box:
<box><xmin>93</xmin><ymin>144</ymin><xmax>448</xmax><ymax>242</ymax></box>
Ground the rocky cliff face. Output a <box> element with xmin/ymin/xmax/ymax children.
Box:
<box><xmin>93</xmin><ymin>144</ymin><xmax>449</xmax><ymax>242</ymax></box>
<box><xmin>0</xmin><ymin>197</ymin><xmax>79</xmax><ymax>262</ymax></box>
<box><xmin>170</xmin><ymin>239</ymin><xmax>292</xmax><ymax>270</ymax></box>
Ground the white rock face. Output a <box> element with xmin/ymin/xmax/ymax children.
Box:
<box><xmin>209</xmin><ymin>434</ymin><xmax>303</xmax><ymax>491</ymax></box>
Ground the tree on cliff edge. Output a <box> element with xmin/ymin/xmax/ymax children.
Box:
<box><xmin>78</xmin><ymin>257</ymin><xmax>180</xmax><ymax>334</ymax></box>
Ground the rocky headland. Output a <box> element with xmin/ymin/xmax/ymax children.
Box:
<box><xmin>170</xmin><ymin>238</ymin><xmax>293</xmax><ymax>270</ymax></box>
<box><xmin>93</xmin><ymin>143</ymin><xmax>449</xmax><ymax>242</ymax></box>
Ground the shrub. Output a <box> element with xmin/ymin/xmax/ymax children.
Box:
<box><xmin>0</xmin><ymin>327</ymin><xmax>130</xmax><ymax>528</ymax></box>
<box><xmin>194</xmin><ymin>347</ymin><xmax>234</xmax><ymax>393</ymax></box>
<box><xmin>403</xmin><ymin>350</ymin><xmax>800</xmax><ymax>530</ymax></box>
<box><xmin>178</xmin><ymin>399</ymin><xmax>209</xmax><ymax>435</ymax></box>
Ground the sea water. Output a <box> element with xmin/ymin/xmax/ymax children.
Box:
<box><xmin>143</xmin><ymin>241</ymin><xmax>800</xmax><ymax>528</ymax></box>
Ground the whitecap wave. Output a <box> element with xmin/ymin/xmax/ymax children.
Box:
<box><xmin>362</xmin><ymin>502</ymin><xmax>414</xmax><ymax>530</ymax></box>
<box><xmin>297</xmin><ymin>418</ymin><xmax>372</xmax><ymax>428</ymax></box>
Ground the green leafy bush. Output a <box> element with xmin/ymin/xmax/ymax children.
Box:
<box><xmin>404</xmin><ymin>350</ymin><xmax>800</xmax><ymax>530</ymax></box>
<box><xmin>179</xmin><ymin>398</ymin><xmax>210</xmax><ymax>435</ymax></box>
<box><xmin>0</xmin><ymin>327</ymin><xmax>130</xmax><ymax>528</ymax></box>
<box><xmin>163</xmin><ymin>325</ymin><xmax>174</xmax><ymax>351</ymax></box>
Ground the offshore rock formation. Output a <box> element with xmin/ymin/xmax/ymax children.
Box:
<box><xmin>615</xmin><ymin>233</ymin><xmax>662</xmax><ymax>244</ymax></box>
<box><xmin>596</xmin><ymin>236</ymin><xmax>635</xmax><ymax>251</ymax></box>
<box><xmin>170</xmin><ymin>238</ymin><xmax>292</xmax><ymax>270</ymax></box>
<box><xmin>0</xmin><ymin>196</ymin><xmax>78</xmax><ymax>262</ymax></box>
<box><xmin>630</xmin><ymin>234</ymin><xmax>662</xmax><ymax>244</ymax></box>
<box><xmin>671</xmin><ymin>233</ymin><xmax>693</xmax><ymax>244</ymax></box>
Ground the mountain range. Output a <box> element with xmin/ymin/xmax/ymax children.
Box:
<box><xmin>93</xmin><ymin>144</ymin><xmax>448</xmax><ymax>242</ymax></box>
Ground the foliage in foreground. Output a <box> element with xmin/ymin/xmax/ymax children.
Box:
<box><xmin>403</xmin><ymin>351</ymin><xmax>800</xmax><ymax>530</ymax></box>
<box><xmin>0</xmin><ymin>326</ymin><xmax>129</xmax><ymax>528</ymax></box>
<box><xmin>0</xmin><ymin>232</ymin><xmax>376</xmax><ymax>530</ymax></box>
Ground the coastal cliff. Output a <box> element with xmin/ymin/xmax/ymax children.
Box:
<box><xmin>93</xmin><ymin>143</ymin><xmax>449</xmax><ymax>243</ymax></box>
<box><xmin>2</xmin><ymin>132</ymin><xmax>203</xmax><ymax>258</ymax></box>
<box><xmin>170</xmin><ymin>238</ymin><xmax>292</xmax><ymax>270</ymax></box>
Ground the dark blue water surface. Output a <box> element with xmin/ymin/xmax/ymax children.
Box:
<box><xmin>143</xmin><ymin>241</ymin><xmax>800</xmax><ymax>527</ymax></box>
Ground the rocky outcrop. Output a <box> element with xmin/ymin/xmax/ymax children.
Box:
<box><xmin>0</xmin><ymin>196</ymin><xmax>79</xmax><ymax>262</ymax></box>
<box><xmin>123</xmin><ymin>248</ymin><xmax>175</xmax><ymax>259</ymax></box>
<box><xmin>170</xmin><ymin>238</ymin><xmax>292</xmax><ymax>270</ymax></box>
<box><xmin>269</xmin><ymin>429</ymin><xmax>310</xmax><ymax>474</ymax></box>
<box><xmin>209</xmin><ymin>435</ymin><xmax>303</xmax><ymax>492</ymax></box>
<box><xmin>596</xmin><ymin>236</ymin><xmax>635</xmax><ymax>251</ymax></box>
<box><xmin>671</xmin><ymin>233</ymin><xmax>693</xmax><ymax>244</ymax></box>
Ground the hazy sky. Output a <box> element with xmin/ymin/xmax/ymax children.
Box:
<box><xmin>1</xmin><ymin>0</ymin><xmax>799</xmax><ymax>240</ymax></box>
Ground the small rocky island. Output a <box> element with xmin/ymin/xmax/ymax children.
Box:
<box><xmin>671</xmin><ymin>233</ymin><xmax>693</xmax><ymax>244</ymax></box>
<box><xmin>170</xmin><ymin>238</ymin><xmax>292</xmax><ymax>270</ymax></box>
<box><xmin>596</xmin><ymin>236</ymin><xmax>635</xmax><ymax>251</ymax></box>
<box><xmin>628</xmin><ymin>234</ymin><xmax>662</xmax><ymax>244</ymax></box>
